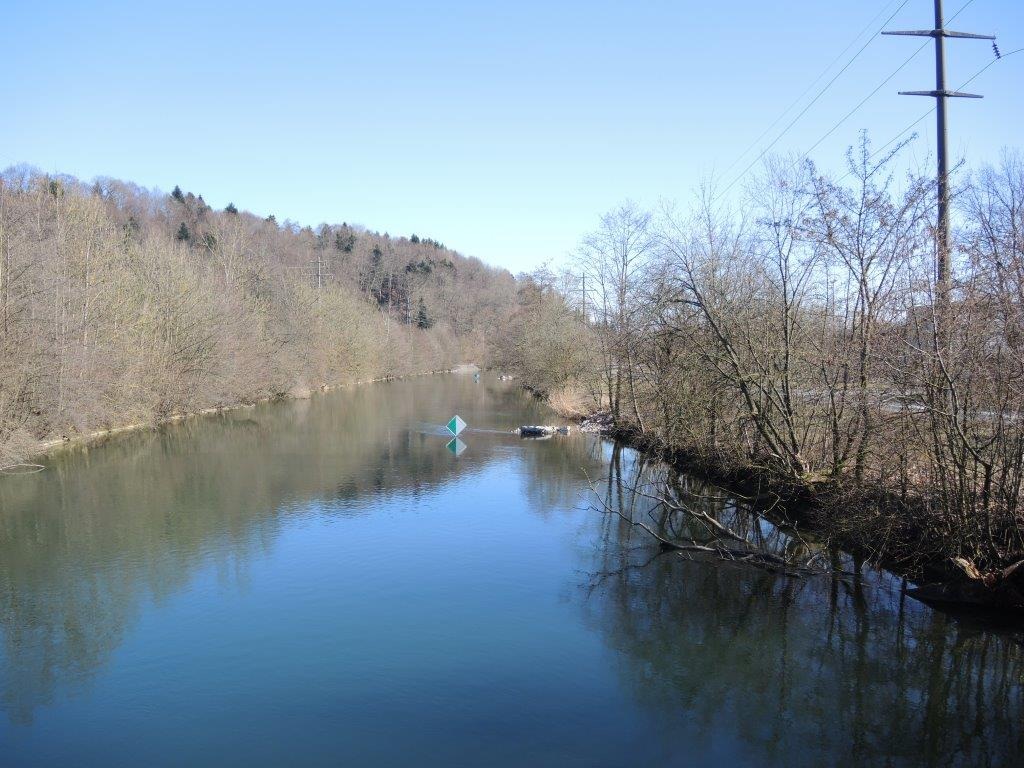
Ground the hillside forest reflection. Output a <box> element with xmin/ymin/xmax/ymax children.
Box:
<box><xmin>0</xmin><ymin>377</ymin><xmax>588</xmax><ymax>726</ymax></box>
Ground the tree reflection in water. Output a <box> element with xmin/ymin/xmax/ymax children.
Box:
<box><xmin>579</xmin><ymin>443</ymin><xmax>1024</xmax><ymax>768</ymax></box>
<box><xmin>0</xmin><ymin>380</ymin><xmax>1021</xmax><ymax>768</ymax></box>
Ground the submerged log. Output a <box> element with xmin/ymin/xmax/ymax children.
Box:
<box><xmin>517</xmin><ymin>425</ymin><xmax>570</xmax><ymax>437</ymax></box>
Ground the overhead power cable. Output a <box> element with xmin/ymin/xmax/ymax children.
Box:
<box><xmin>713</xmin><ymin>0</ymin><xmax>982</xmax><ymax>203</ymax></box>
<box><xmin>712</xmin><ymin>0</ymin><xmax>917</xmax><ymax>202</ymax></box>
<box><xmin>793</xmin><ymin>0</ymin><xmax>985</xmax><ymax>172</ymax></box>
<box><xmin>837</xmin><ymin>46</ymin><xmax>1024</xmax><ymax>181</ymax></box>
<box><xmin>796</xmin><ymin>41</ymin><xmax>930</xmax><ymax>162</ymax></box>
<box><xmin>718</xmin><ymin>0</ymin><xmax>912</xmax><ymax>180</ymax></box>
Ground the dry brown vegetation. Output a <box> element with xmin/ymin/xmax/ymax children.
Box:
<box><xmin>504</xmin><ymin>138</ymin><xmax>1024</xmax><ymax>589</ymax></box>
<box><xmin>0</xmin><ymin>167</ymin><xmax>517</xmax><ymax>466</ymax></box>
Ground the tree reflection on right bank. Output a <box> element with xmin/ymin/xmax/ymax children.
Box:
<box><xmin>578</xmin><ymin>444</ymin><xmax>1024</xmax><ymax>768</ymax></box>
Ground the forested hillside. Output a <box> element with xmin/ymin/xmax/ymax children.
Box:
<box><xmin>0</xmin><ymin>167</ymin><xmax>517</xmax><ymax>464</ymax></box>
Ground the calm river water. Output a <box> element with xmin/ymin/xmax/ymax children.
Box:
<box><xmin>1</xmin><ymin>375</ymin><xmax>1022</xmax><ymax>767</ymax></box>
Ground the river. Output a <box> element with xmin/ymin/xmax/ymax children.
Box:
<box><xmin>0</xmin><ymin>374</ymin><xmax>1021</xmax><ymax>767</ymax></box>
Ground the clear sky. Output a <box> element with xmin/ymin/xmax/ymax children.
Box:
<box><xmin>3</xmin><ymin>0</ymin><xmax>1021</xmax><ymax>274</ymax></box>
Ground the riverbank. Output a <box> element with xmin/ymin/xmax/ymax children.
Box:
<box><xmin>4</xmin><ymin>366</ymin><xmax>474</xmax><ymax>469</ymax></box>
<box><xmin>565</xmin><ymin>403</ymin><xmax>1024</xmax><ymax>616</ymax></box>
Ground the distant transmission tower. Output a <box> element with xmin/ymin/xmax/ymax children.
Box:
<box><xmin>883</xmin><ymin>0</ymin><xmax>994</xmax><ymax>294</ymax></box>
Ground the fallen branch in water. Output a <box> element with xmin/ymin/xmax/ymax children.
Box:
<box><xmin>627</xmin><ymin>479</ymin><xmax>826</xmax><ymax>565</ymax></box>
<box><xmin>586</xmin><ymin>475</ymin><xmax>851</xmax><ymax>580</ymax></box>
<box><xmin>583</xmin><ymin>550</ymin><xmax>666</xmax><ymax>595</ymax></box>
<box><xmin>630</xmin><ymin>485</ymin><xmax>747</xmax><ymax>543</ymax></box>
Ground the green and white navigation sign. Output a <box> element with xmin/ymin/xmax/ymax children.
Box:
<box><xmin>446</xmin><ymin>415</ymin><xmax>467</xmax><ymax>437</ymax></box>
<box><xmin>445</xmin><ymin>415</ymin><xmax>467</xmax><ymax>457</ymax></box>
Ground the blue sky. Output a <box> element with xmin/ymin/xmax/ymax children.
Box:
<box><xmin>3</xmin><ymin>0</ymin><xmax>1021</xmax><ymax>273</ymax></box>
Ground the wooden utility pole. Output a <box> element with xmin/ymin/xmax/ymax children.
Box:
<box><xmin>884</xmin><ymin>0</ymin><xmax>994</xmax><ymax>295</ymax></box>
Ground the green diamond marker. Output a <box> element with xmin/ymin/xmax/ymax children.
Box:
<box><xmin>446</xmin><ymin>437</ymin><xmax>467</xmax><ymax>457</ymax></box>
<box><xmin>446</xmin><ymin>415</ymin><xmax>467</xmax><ymax>437</ymax></box>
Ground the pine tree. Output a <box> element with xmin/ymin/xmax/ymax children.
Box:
<box><xmin>225</xmin><ymin>203</ymin><xmax>238</xmax><ymax>214</ymax></box>
<box><xmin>171</xmin><ymin>185</ymin><xmax>185</xmax><ymax>203</ymax></box>
<box><xmin>416</xmin><ymin>298</ymin><xmax>433</xmax><ymax>329</ymax></box>
<box><xmin>175</xmin><ymin>222</ymin><xmax>191</xmax><ymax>242</ymax></box>
<box><xmin>334</xmin><ymin>232</ymin><xmax>355</xmax><ymax>253</ymax></box>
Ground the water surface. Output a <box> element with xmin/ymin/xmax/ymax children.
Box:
<box><xmin>1</xmin><ymin>375</ymin><xmax>1021</xmax><ymax>766</ymax></box>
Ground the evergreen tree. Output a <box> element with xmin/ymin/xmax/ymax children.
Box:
<box><xmin>175</xmin><ymin>222</ymin><xmax>191</xmax><ymax>242</ymax></box>
<box><xmin>171</xmin><ymin>185</ymin><xmax>185</xmax><ymax>203</ymax></box>
<box><xmin>124</xmin><ymin>215</ymin><xmax>140</xmax><ymax>238</ymax></box>
<box><xmin>225</xmin><ymin>203</ymin><xmax>238</xmax><ymax>214</ymax></box>
<box><xmin>416</xmin><ymin>298</ymin><xmax>433</xmax><ymax>329</ymax></box>
<box><xmin>335</xmin><ymin>231</ymin><xmax>356</xmax><ymax>253</ymax></box>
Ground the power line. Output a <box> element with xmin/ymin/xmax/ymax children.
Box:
<box><xmin>798</xmin><ymin>40</ymin><xmax>930</xmax><ymax>161</ymax></box>
<box><xmin>843</xmin><ymin>46</ymin><xmax>1024</xmax><ymax>180</ymax></box>
<box><xmin>777</xmin><ymin>0</ymin><xmax>986</xmax><ymax>179</ymax></box>
<box><xmin>714</xmin><ymin>0</ymin><xmax>983</xmax><ymax>204</ymax></box>
<box><xmin>712</xmin><ymin>0</ymin><xmax>917</xmax><ymax>202</ymax></box>
<box><xmin>718</xmin><ymin>0</ymin><xmax>912</xmax><ymax>180</ymax></box>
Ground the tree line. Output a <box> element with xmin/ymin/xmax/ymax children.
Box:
<box><xmin>501</xmin><ymin>136</ymin><xmax>1024</xmax><ymax>579</ymax></box>
<box><xmin>0</xmin><ymin>167</ymin><xmax>517</xmax><ymax>466</ymax></box>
